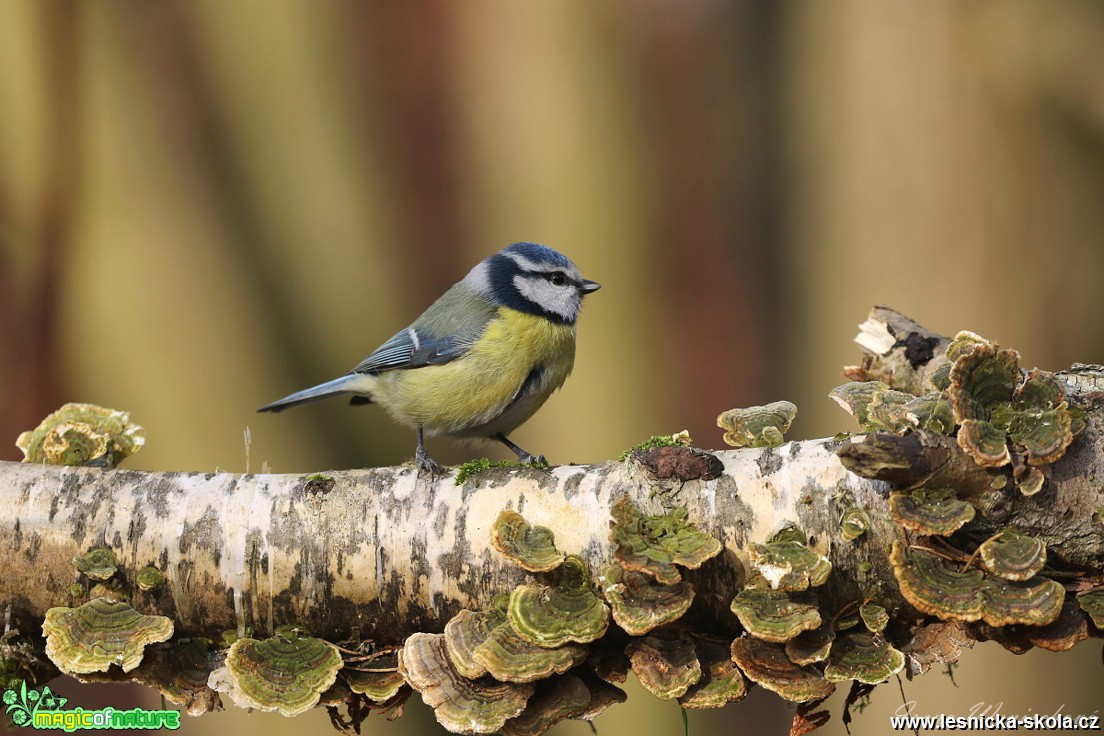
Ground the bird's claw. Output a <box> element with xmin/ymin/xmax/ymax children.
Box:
<box><xmin>518</xmin><ymin>453</ymin><xmax>548</xmax><ymax>466</ymax></box>
<box><xmin>415</xmin><ymin>446</ymin><xmax>444</xmax><ymax>478</ymax></box>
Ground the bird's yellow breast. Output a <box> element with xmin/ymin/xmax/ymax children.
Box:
<box><xmin>371</xmin><ymin>308</ymin><xmax>577</xmax><ymax>435</ymax></box>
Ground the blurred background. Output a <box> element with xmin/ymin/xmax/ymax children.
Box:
<box><xmin>2</xmin><ymin>1</ymin><xmax>1102</xmax><ymax>734</ymax></box>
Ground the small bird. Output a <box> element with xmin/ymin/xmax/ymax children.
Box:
<box><xmin>259</xmin><ymin>242</ymin><xmax>600</xmax><ymax>474</ymax></box>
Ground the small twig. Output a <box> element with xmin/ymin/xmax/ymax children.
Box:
<box><xmin>828</xmin><ymin>597</ymin><xmax>870</xmax><ymax>631</ymax></box>
<box><xmin>342</xmin><ymin>664</ymin><xmax>400</xmax><ymax>674</ymax></box>
<box><xmin>960</xmin><ymin>530</ymin><xmax>1004</xmax><ymax>573</ymax></box>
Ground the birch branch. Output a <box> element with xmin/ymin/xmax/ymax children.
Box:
<box><xmin>0</xmin><ymin>438</ymin><xmax>885</xmax><ymax>640</ymax></box>
<box><xmin>2</xmin><ymin>305</ymin><xmax>1102</xmax><ymax>734</ymax></box>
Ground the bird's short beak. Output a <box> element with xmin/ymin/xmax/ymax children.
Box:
<box><xmin>581</xmin><ymin>279</ymin><xmax>601</xmax><ymax>294</ymax></box>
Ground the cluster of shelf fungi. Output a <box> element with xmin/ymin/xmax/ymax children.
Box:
<box><xmin>8</xmin><ymin>308</ymin><xmax>1104</xmax><ymax>734</ymax></box>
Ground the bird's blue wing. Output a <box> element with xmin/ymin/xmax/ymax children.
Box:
<box><xmin>350</xmin><ymin>282</ymin><xmax>498</xmax><ymax>374</ymax></box>
<box><xmin>350</xmin><ymin>327</ymin><xmax>474</xmax><ymax>373</ymax></box>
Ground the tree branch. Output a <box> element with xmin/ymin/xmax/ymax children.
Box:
<box><xmin>1</xmin><ymin>438</ymin><xmax>893</xmax><ymax>640</ymax></box>
<box><xmin>2</xmin><ymin>306</ymin><xmax>1102</xmax><ymax>734</ymax></box>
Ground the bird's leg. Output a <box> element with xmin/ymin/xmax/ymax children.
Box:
<box><xmin>494</xmin><ymin>433</ymin><xmax>547</xmax><ymax>465</ymax></box>
<box><xmin>415</xmin><ymin>427</ymin><xmax>443</xmax><ymax>476</ymax></box>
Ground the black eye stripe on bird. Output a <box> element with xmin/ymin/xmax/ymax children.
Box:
<box><xmin>259</xmin><ymin>242</ymin><xmax>600</xmax><ymax>476</ymax></box>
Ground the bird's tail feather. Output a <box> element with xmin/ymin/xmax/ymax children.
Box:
<box><xmin>258</xmin><ymin>374</ymin><xmax>375</xmax><ymax>413</ymax></box>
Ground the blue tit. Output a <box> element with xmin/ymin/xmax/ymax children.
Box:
<box><xmin>259</xmin><ymin>242</ymin><xmax>600</xmax><ymax>474</ymax></box>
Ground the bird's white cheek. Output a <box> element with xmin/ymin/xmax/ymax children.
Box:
<box><xmin>512</xmin><ymin>276</ymin><xmax>576</xmax><ymax>321</ymax></box>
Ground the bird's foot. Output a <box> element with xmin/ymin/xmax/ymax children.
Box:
<box><xmin>415</xmin><ymin>445</ymin><xmax>444</xmax><ymax>478</ymax></box>
<box><xmin>494</xmin><ymin>433</ymin><xmax>548</xmax><ymax>467</ymax></box>
<box><xmin>517</xmin><ymin>452</ymin><xmax>548</xmax><ymax>467</ymax></box>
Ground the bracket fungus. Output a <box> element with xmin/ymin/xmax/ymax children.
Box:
<box><xmin>977</xmin><ymin>529</ymin><xmax>1047</xmax><ymax>582</ymax></box>
<box><xmin>858</xmin><ymin>603</ymin><xmax>889</xmax><ymax>634</ymax></box>
<box><xmin>135</xmin><ymin>566</ymin><xmax>166</xmax><ymax>592</ymax></box>
<box><xmin>399</xmin><ymin>632</ymin><xmax>534</xmax><ymax>734</ymax></box>
<box><xmin>890</xmin><ymin>542</ymin><xmax>1064</xmax><ymax>627</ymax></box>
<box><xmin>16</xmin><ymin>402</ymin><xmax>145</xmax><ymax>467</ymax></box>
<box><xmin>888</xmin><ymin>488</ymin><xmax>975</xmax><ymax>536</ymax></box>
<box><xmin>783</xmin><ymin>626</ymin><xmax>835</xmax><ymax>666</ymax></box>
<box><xmin>748</xmin><ymin>541</ymin><xmax>832</xmax><ymax>592</ymax></box>
<box><xmin>769</xmin><ymin>525</ymin><xmax>807</xmax><ymax>545</ymax></box>
<box><xmin>588</xmin><ymin>646</ymin><xmax>630</xmax><ymax>685</ymax></box>
<box><xmin>830</xmin><ymin>382</ymin><xmax>953</xmax><ymax>435</ymax></box>
<box><xmin>140</xmin><ymin>639</ymin><xmax>219</xmax><ymax>716</ymax></box>
<box><xmin>839</xmin><ymin>507</ymin><xmax>870</xmax><ymax>542</ymax></box>
<box><xmin>220</xmin><ymin>627</ymin><xmax>253</xmax><ymax>648</ymax></box>
<box><xmin>609</xmin><ymin>497</ymin><xmax>723</xmax><ymax>585</ymax></box>
<box><xmin>1005</xmin><ymin>369</ymin><xmax>1080</xmax><ymax>464</ymax></box>
<box><xmin>901</xmin><ymin>392</ymin><xmax>957</xmax><ymax>435</ymax></box>
<box><xmin>72</xmin><ymin>548</ymin><xmax>119</xmax><ymax>582</ymax></box>
<box><xmin>823</xmin><ymin>634</ymin><xmax>905</xmax><ymax>685</ymax></box>
<box><xmin>949</xmin><ymin>341</ymin><xmax>1020</xmax><ymax>432</ymax></box>
<box><xmin>945</xmin><ymin>330</ymin><xmax>990</xmax><ymax>362</ymax></box>
<box><xmin>444</xmin><ymin>600</ymin><xmax>590</xmax><ymax>683</ymax></box>
<box><xmin>1076</xmin><ymin>589</ymin><xmax>1104</xmax><ymax>629</ymax></box>
<box><xmin>344</xmin><ymin>655</ymin><xmax>407</xmax><ymax>703</ymax></box>
<box><xmin>1021</xmin><ymin>598</ymin><xmax>1090</xmax><ymax>653</ymax></box>
<box><xmin>948</xmin><ymin>342</ymin><xmax>1080</xmax><ymax>468</ymax></box>
<box><xmin>473</xmin><ymin>624</ymin><xmax>588</xmax><ymax>684</ymax></box>
<box><xmin>729</xmin><ymin>636</ymin><xmax>834</xmax><ymax>703</ymax></box>
<box><xmin>956</xmin><ymin>419</ymin><xmax>1012</xmax><ymax>467</ymax></box>
<box><xmin>444</xmin><ymin>606</ymin><xmax>508</xmax><ymax>680</ymax></box>
<box><xmin>209</xmin><ymin>631</ymin><xmax>343</xmax><ymax>717</ymax></box>
<box><xmin>829</xmin><ymin>381</ymin><xmax>889</xmax><ymax>429</ymax></box>
<box><xmin>42</xmin><ymin>598</ymin><xmax>174</xmax><ymax>675</ymax></box>
<box><xmin>864</xmin><ymin>389</ymin><xmax>915</xmax><ymax>433</ymax></box>
<box><xmin>575</xmin><ymin>673</ymin><xmax>628</xmax><ymax>721</ymax></box>
<box><xmin>717</xmin><ymin>400</ymin><xmax>797</xmax><ymax>448</ymax></box>
<box><xmin>598</xmin><ymin>564</ymin><xmax>695</xmax><ymax>636</ymax></box>
<box><xmin>491</xmin><ymin>510</ymin><xmax>566</xmax><ymax>573</ymax></box>
<box><xmin>973</xmin><ymin>575</ymin><xmax>1067</xmax><ymax>628</ymax></box>
<box><xmin>507</xmin><ymin>555</ymin><xmax>609</xmax><ymax>648</ymax></box>
<box><xmin>899</xmin><ymin>621</ymin><xmax>975</xmax><ymax>677</ymax></box>
<box><xmin>1016</xmin><ymin>465</ymin><xmax>1045</xmax><ymax>497</ymax></box>
<box><xmin>729</xmin><ymin>587</ymin><xmax>822</xmax><ymax>643</ymax></box>
<box><xmin>677</xmin><ymin>639</ymin><xmax>747</xmax><ymax>709</ymax></box>
<box><xmin>499</xmin><ymin>674</ymin><xmax>591</xmax><ymax>736</ymax></box>
<box><xmin>87</xmin><ymin>583</ymin><xmax>126</xmax><ymax>602</ymax></box>
<box><xmin>625</xmin><ymin>633</ymin><xmax>702</xmax><ymax>700</ymax></box>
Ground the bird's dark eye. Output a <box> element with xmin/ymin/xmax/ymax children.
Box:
<box><xmin>549</xmin><ymin>271</ymin><xmax>567</xmax><ymax>286</ymax></box>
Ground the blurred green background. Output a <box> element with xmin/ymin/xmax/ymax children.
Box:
<box><xmin>2</xmin><ymin>1</ymin><xmax>1102</xmax><ymax>734</ymax></box>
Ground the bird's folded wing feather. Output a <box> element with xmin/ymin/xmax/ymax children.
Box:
<box><xmin>350</xmin><ymin>288</ymin><xmax>497</xmax><ymax>374</ymax></box>
<box><xmin>348</xmin><ymin>328</ymin><xmax>469</xmax><ymax>372</ymax></box>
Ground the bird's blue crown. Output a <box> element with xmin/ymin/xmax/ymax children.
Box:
<box><xmin>501</xmin><ymin>242</ymin><xmax>573</xmax><ymax>269</ymax></box>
